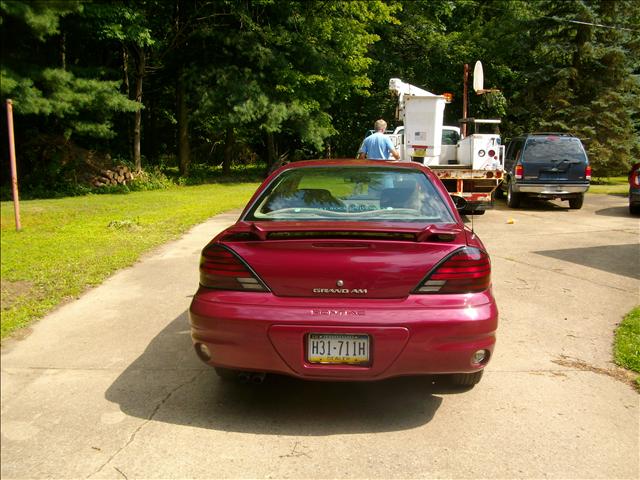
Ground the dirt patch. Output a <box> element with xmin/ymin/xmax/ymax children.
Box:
<box><xmin>553</xmin><ymin>354</ymin><xmax>638</xmax><ymax>391</ymax></box>
<box><xmin>0</xmin><ymin>279</ymin><xmax>34</xmax><ymax>311</ymax></box>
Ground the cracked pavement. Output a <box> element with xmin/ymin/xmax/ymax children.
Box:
<box><xmin>1</xmin><ymin>195</ymin><xmax>638</xmax><ymax>479</ymax></box>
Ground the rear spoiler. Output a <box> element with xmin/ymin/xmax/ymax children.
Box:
<box><xmin>217</xmin><ymin>222</ymin><xmax>463</xmax><ymax>243</ymax></box>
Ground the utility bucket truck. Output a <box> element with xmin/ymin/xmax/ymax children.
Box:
<box><xmin>388</xmin><ymin>78</ymin><xmax>504</xmax><ymax>214</ymax></box>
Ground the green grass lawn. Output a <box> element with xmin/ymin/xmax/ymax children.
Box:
<box><xmin>614</xmin><ymin>306</ymin><xmax>640</xmax><ymax>388</ymax></box>
<box><xmin>0</xmin><ymin>183</ymin><xmax>259</xmax><ymax>339</ymax></box>
<box><xmin>589</xmin><ymin>176</ymin><xmax>628</xmax><ymax>195</ymax></box>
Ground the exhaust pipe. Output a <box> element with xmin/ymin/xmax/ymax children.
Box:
<box><xmin>237</xmin><ymin>372</ymin><xmax>266</xmax><ymax>384</ymax></box>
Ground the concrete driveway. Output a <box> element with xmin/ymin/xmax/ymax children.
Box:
<box><xmin>2</xmin><ymin>193</ymin><xmax>638</xmax><ymax>479</ymax></box>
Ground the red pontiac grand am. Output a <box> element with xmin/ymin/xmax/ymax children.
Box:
<box><xmin>189</xmin><ymin>160</ymin><xmax>498</xmax><ymax>387</ymax></box>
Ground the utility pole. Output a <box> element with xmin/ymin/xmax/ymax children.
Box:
<box><xmin>462</xmin><ymin>64</ymin><xmax>469</xmax><ymax>138</ymax></box>
<box><xmin>6</xmin><ymin>99</ymin><xmax>21</xmax><ymax>231</ymax></box>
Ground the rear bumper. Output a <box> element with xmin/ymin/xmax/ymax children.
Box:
<box><xmin>630</xmin><ymin>188</ymin><xmax>640</xmax><ymax>206</ymax></box>
<box><xmin>513</xmin><ymin>183</ymin><xmax>589</xmax><ymax>195</ymax></box>
<box><xmin>189</xmin><ymin>289</ymin><xmax>498</xmax><ymax>381</ymax></box>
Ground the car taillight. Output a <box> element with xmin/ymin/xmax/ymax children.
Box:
<box><xmin>515</xmin><ymin>164</ymin><xmax>523</xmax><ymax>180</ymax></box>
<box><xmin>415</xmin><ymin>247</ymin><xmax>491</xmax><ymax>294</ymax></box>
<box><xmin>585</xmin><ymin>165</ymin><xmax>592</xmax><ymax>181</ymax></box>
<box><xmin>199</xmin><ymin>244</ymin><xmax>267</xmax><ymax>291</ymax></box>
<box><xmin>630</xmin><ymin>171</ymin><xmax>640</xmax><ymax>187</ymax></box>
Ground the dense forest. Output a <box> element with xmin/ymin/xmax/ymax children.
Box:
<box><xmin>1</xmin><ymin>0</ymin><xmax>639</xmax><ymax>196</ymax></box>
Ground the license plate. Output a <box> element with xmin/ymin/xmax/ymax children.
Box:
<box><xmin>307</xmin><ymin>334</ymin><xmax>370</xmax><ymax>365</ymax></box>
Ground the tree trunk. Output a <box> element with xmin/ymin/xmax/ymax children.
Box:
<box><xmin>324</xmin><ymin>142</ymin><xmax>332</xmax><ymax>159</ymax></box>
<box><xmin>60</xmin><ymin>31</ymin><xmax>66</xmax><ymax>70</ymax></box>
<box><xmin>121</xmin><ymin>46</ymin><xmax>130</xmax><ymax>97</ymax></box>
<box><xmin>131</xmin><ymin>45</ymin><xmax>145</xmax><ymax>172</ymax></box>
<box><xmin>144</xmin><ymin>95</ymin><xmax>158</xmax><ymax>163</ymax></box>
<box><xmin>177</xmin><ymin>72</ymin><xmax>190</xmax><ymax>176</ymax></box>
<box><xmin>121</xmin><ymin>45</ymin><xmax>133</xmax><ymax>161</ymax></box>
<box><xmin>174</xmin><ymin>0</ymin><xmax>190</xmax><ymax>176</ymax></box>
<box><xmin>266</xmin><ymin>132</ymin><xmax>276</xmax><ymax>170</ymax></box>
<box><xmin>223</xmin><ymin>127</ymin><xmax>234</xmax><ymax>174</ymax></box>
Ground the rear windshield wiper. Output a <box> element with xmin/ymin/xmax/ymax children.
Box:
<box><xmin>551</xmin><ymin>158</ymin><xmax>582</xmax><ymax>164</ymax></box>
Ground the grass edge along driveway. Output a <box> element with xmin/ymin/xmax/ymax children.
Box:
<box><xmin>614</xmin><ymin>306</ymin><xmax>640</xmax><ymax>389</ymax></box>
<box><xmin>0</xmin><ymin>182</ymin><xmax>258</xmax><ymax>339</ymax></box>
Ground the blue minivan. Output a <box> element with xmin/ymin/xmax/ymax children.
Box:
<box><xmin>498</xmin><ymin>133</ymin><xmax>591</xmax><ymax>209</ymax></box>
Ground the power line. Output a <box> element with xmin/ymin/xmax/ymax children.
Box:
<box><xmin>544</xmin><ymin>16</ymin><xmax>640</xmax><ymax>32</ymax></box>
<box><xmin>474</xmin><ymin>3</ymin><xmax>640</xmax><ymax>32</ymax></box>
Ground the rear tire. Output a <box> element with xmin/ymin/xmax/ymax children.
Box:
<box><xmin>506</xmin><ymin>182</ymin><xmax>521</xmax><ymax>208</ymax></box>
<box><xmin>631</xmin><ymin>204</ymin><xmax>640</xmax><ymax>215</ymax></box>
<box><xmin>568</xmin><ymin>193</ymin><xmax>584</xmax><ymax>209</ymax></box>
<box><xmin>450</xmin><ymin>370</ymin><xmax>484</xmax><ymax>387</ymax></box>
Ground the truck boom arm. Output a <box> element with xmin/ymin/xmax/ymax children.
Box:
<box><xmin>388</xmin><ymin>78</ymin><xmax>436</xmax><ymax>97</ymax></box>
<box><xmin>389</xmin><ymin>78</ymin><xmax>437</xmax><ymax>120</ymax></box>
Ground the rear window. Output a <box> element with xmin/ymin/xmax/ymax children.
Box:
<box><xmin>245</xmin><ymin>166</ymin><xmax>455</xmax><ymax>223</ymax></box>
<box><xmin>523</xmin><ymin>136</ymin><xmax>587</xmax><ymax>163</ymax></box>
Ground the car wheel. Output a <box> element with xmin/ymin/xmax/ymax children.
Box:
<box><xmin>450</xmin><ymin>370</ymin><xmax>484</xmax><ymax>387</ymax></box>
<box><xmin>506</xmin><ymin>182</ymin><xmax>520</xmax><ymax>208</ymax></box>
<box><xmin>568</xmin><ymin>193</ymin><xmax>584</xmax><ymax>209</ymax></box>
<box><xmin>214</xmin><ymin>367</ymin><xmax>239</xmax><ymax>380</ymax></box>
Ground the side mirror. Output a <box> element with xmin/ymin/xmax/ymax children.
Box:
<box><xmin>451</xmin><ymin>195</ymin><xmax>467</xmax><ymax>211</ymax></box>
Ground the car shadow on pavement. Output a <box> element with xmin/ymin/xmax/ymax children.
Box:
<box><xmin>493</xmin><ymin>198</ymin><xmax>570</xmax><ymax>211</ymax></box>
<box><xmin>103</xmin><ymin>311</ymin><xmax>469</xmax><ymax>435</ymax></box>
<box><xmin>593</xmin><ymin>205</ymin><xmax>631</xmax><ymax>218</ymax></box>
<box><xmin>534</xmin><ymin>243</ymin><xmax>640</xmax><ymax>280</ymax></box>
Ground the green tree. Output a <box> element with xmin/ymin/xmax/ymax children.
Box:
<box><xmin>0</xmin><ymin>1</ymin><xmax>140</xmax><ymax>140</ymax></box>
<box><xmin>356</xmin><ymin>0</ymin><xmax>639</xmax><ymax>176</ymax></box>
<box><xmin>4</xmin><ymin>0</ymin><xmax>638</xmax><ymax>195</ymax></box>
<box><xmin>498</xmin><ymin>0</ymin><xmax>640</xmax><ymax>174</ymax></box>
<box><xmin>184</xmin><ymin>0</ymin><xmax>397</xmax><ymax>172</ymax></box>
<box><xmin>83</xmin><ymin>2</ymin><xmax>155</xmax><ymax>171</ymax></box>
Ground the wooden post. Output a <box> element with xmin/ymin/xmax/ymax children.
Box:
<box><xmin>6</xmin><ymin>99</ymin><xmax>21</xmax><ymax>231</ymax></box>
<box><xmin>462</xmin><ymin>64</ymin><xmax>469</xmax><ymax>138</ymax></box>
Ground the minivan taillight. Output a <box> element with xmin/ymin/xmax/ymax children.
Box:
<box><xmin>415</xmin><ymin>247</ymin><xmax>491</xmax><ymax>294</ymax></box>
<box><xmin>515</xmin><ymin>164</ymin><xmax>523</xmax><ymax>180</ymax></box>
<box><xmin>199</xmin><ymin>244</ymin><xmax>267</xmax><ymax>291</ymax></box>
<box><xmin>585</xmin><ymin>165</ymin><xmax>592</xmax><ymax>181</ymax></box>
<box><xmin>630</xmin><ymin>170</ymin><xmax>640</xmax><ymax>187</ymax></box>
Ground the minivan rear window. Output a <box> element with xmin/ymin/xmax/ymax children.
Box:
<box><xmin>523</xmin><ymin>137</ymin><xmax>586</xmax><ymax>163</ymax></box>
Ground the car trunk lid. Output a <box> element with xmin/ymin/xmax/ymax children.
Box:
<box><xmin>219</xmin><ymin>221</ymin><xmax>466</xmax><ymax>299</ymax></box>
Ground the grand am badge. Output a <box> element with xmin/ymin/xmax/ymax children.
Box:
<box><xmin>312</xmin><ymin>288</ymin><xmax>368</xmax><ymax>294</ymax></box>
